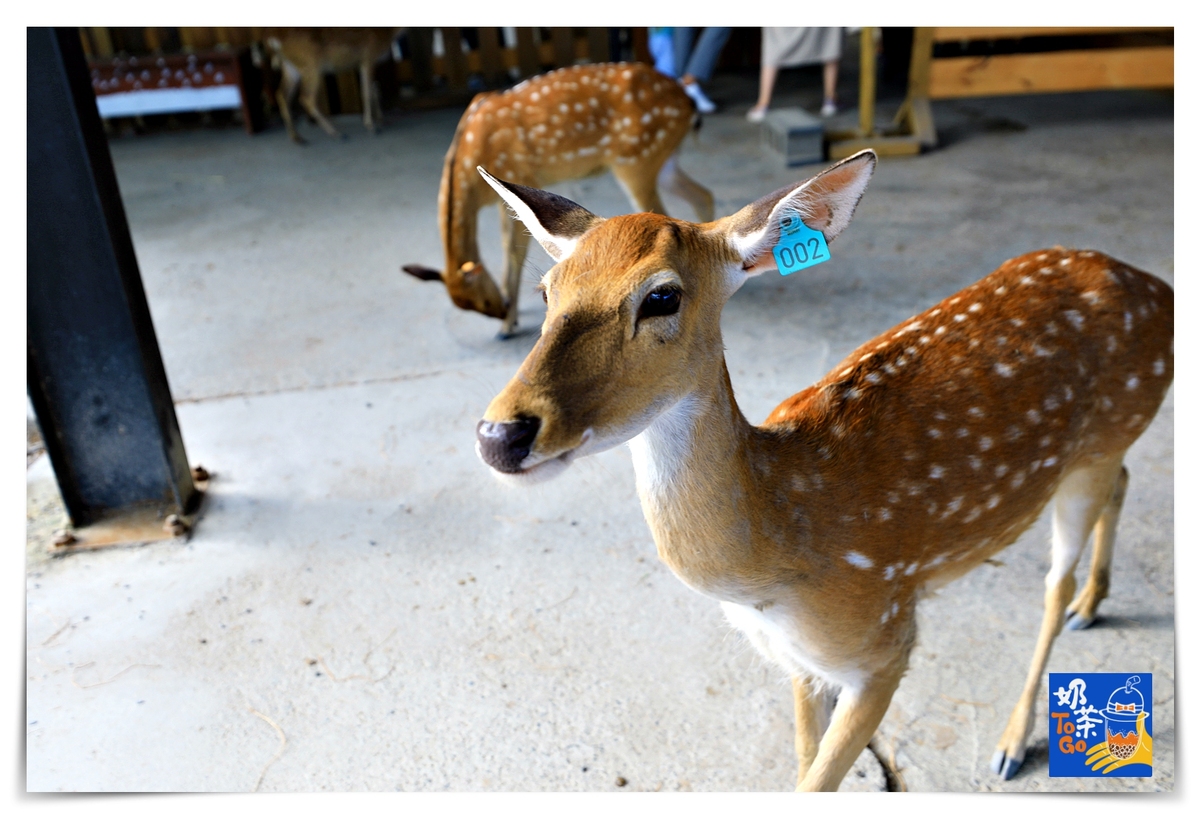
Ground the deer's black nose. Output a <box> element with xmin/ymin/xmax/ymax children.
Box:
<box><xmin>476</xmin><ymin>417</ymin><xmax>541</xmax><ymax>473</ymax></box>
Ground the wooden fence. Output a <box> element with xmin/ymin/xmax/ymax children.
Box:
<box><xmin>79</xmin><ymin>27</ymin><xmax>642</xmax><ymax>121</ymax></box>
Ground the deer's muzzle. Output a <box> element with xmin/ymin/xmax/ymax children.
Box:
<box><xmin>476</xmin><ymin>416</ymin><xmax>541</xmax><ymax>473</ymax></box>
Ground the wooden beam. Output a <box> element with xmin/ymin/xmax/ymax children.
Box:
<box><xmin>550</xmin><ymin>27</ymin><xmax>575</xmax><ymax>68</ymax></box>
<box><xmin>442</xmin><ymin>27</ymin><xmax>468</xmax><ymax>90</ymax></box>
<box><xmin>858</xmin><ymin>27</ymin><xmax>876</xmax><ymax>138</ymax></box>
<box><xmin>587</xmin><ymin>28</ymin><xmax>610</xmax><ymax>64</ymax></box>
<box><xmin>932</xmin><ymin>26</ymin><xmax>1172</xmax><ymax>43</ymax></box>
<box><xmin>928</xmin><ymin>45</ymin><xmax>1174</xmax><ymax>98</ymax></box>
<box><xmin>478</xmin><ymin>26</ymin><xmax>505</xmax><ymax>85</ymax></box>
<box><xmin>515</xmin><ymin>28</ymin><xmax>540</xmax><ymax>77</ymax></box>
<box><xmin>828</xmin><ymin>135</ymin><xmax>921</xmax><ymax>160</ymax></box>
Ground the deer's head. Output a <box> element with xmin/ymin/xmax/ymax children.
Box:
<box><xmin>476</xmin><ymin>151</ymin><xmax>877</xmax><ymax>483</ymax></box>
<box><xmin>402</xmin><ymin>259</ymin><xmax>508</xmax><ymax>320</ymax></box>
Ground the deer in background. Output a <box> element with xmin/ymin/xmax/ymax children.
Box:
<box><xmin>472</xmin><ymin>151</ymin><xmax>1173</xmax><ymax>790</ymax></box>
<box><xmin>262</xmin><ymin>28</ymin><xmax>399</xmax><ymax>144</ymax></box>
<box><xmin>402</xmin><ymin>62</ymin><xmax>714</xmax><ymax>338</ymax></box>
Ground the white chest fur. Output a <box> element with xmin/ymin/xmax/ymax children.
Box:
<box><xmin>720</xmin><ymin>601</ymin><xmax>865</xmax><ymax>694</ymax></box>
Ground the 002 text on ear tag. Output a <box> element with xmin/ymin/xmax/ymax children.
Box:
<box><xmin>772</xmin><ymin>216</ymin><xmax>830</xmax><ymax>275</ymax></box>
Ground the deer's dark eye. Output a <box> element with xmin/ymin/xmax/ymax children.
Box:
<box><xmin>541</xmin><ymin>288</ymin><xmax>548</xmax><ymax>304</ymax></box>
<box><xmin>638</xmin><ymin>287</ymin><xmax>682</xmax><ymax>320</ymax></box>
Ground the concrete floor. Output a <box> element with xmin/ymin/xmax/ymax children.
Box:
<box><xmin>26</xmin><ymin>67</ymin><xmax>1173</xmax><ymax>792</ymax></box>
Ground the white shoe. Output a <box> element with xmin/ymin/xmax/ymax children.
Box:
<box><xmin>682</xmin><ymin>81</ymin><xmax>717</xmax><ymax>114</ymax></box>
<box><xmin>746</xmin><ymin>107</ymin><xmax>766</xmax><ymax>123</ymax></box>
<box><xmin>820</xmin><ymin>99</ymin><xmax>838</xmax><ymax>117</ymax></box>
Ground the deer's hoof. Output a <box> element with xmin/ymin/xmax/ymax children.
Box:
<box><xmin>1066</xmin><ymin>611</ymin><xmax>1096</xmax><ymax>630</ymax></box>
<box><xmin>990</xmin><ymin>748</ymin><xmax>1024</xmax><ymax>780</ymax></box>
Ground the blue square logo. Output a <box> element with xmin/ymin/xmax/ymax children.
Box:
<box><xmin>1048</xmin><ymin>673</ymin><xmax>1152</xmax><ymax>777</ymax></box>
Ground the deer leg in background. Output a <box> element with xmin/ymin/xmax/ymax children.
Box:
<box><xmin>276</xmin><ymin>64</ymin><xmax>305</xmax><ymax>144</ymax></box>
<box><xmin>612</xmin><ymin>163</ymin><xmax>669</xmax><ymax>216</ymax></box>
<box><xmin>793</xmin><ymin>675</ymin><xmax>836</xmax><ymax>785</ymax></box>
<box><xmin>297</xmin><ymin>67</ymin><xmax>345</xmax><ymax>139</ymax></box>
<box><xmin>360</xmin><ymin>59</ymin><xmax>379</xmax><ymax>133</ymax></box>
<box><xmin>498</xmin><ymin>208</ymin><xmax>531</xmax><ymax>339</ymax></box>
<box><xmin>799</xmin><ymin>663</ymin><xmax>907</xmax><ymax>791</ymax></box>
<box><xmin>992</xmin><ymin>456</ymin><xmax>1128</xmax><ymax>780</ymax></box>
<box><xmin>658</xmin><ymin>156</ymin><xmax>715</xmax><ymax>222</ymax></box>
<box><xmin>1066</xmin><ymin>466</ymin><xmax>1129</xmax><ymax>630</ymax></box>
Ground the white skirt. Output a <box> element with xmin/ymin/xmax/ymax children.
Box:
<box><xmin>762</xmin><ymin>27</ymin><xmax>842</xmax><ymax>68</ymax></box>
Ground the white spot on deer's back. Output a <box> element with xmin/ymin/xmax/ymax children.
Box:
<box><xmin>1126</xmin><ymin>375</ymin><xmax>1140</xmax><ymax>390</ymax></box>
<box><xmin>994</xmin><ymin>362</ymin><xmax>1014</xmax><ymax>377</ymax></box>
<box><xmin>1063</xmin><ymin>310</ymin><xmax>1085</xmax><ymax>330</ymax></box>
<box><xmin>845</xmin><ymin>552</ymin><xmax>874</xmax><ymax>569</ymax></box>
<box><xmin>979</xmin><ymin>436</ymin><xmax>994</xmax><ymax>451</ymax></box>
<box><xmin>1153</xmin><ymin>358</ymin><xmax>1165</xmax><ymax>375</ymax></box>
<box><xmin>930</xmin><ymin>465</ymin><xmax>946</xmax><ymax>479</ymax></box>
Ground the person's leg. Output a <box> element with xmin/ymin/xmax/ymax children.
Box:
<box><xmin>821</xmin><ymin>58</ymin><xmax>839</xmax><ymax>116</ymax></box>
<box><xmin>747</xmin><ymin>63</ymin><xmax>777</xmax><ymax>121</ymax></box>
<box><xmin>671</xmin><ymin>27</ymin><xmax>695</xmax><ymax>81</ymax></box>
<box><xmin>682</xmin><ymin>26</ymin><xmax>731</xmax><ymax>83</ymax></box>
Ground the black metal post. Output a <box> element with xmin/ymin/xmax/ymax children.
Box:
<box><xmin>27</xmin><ymin>27</ymin><xmax>196</xmax><ymax>529</ymax></box>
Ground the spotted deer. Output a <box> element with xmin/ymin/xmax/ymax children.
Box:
<box><xmin>472</xmin><ymin>151</ymin><xmax>1173</xmax><ymax>790</ymax></box>
<box><xmin>402</xmin><ymin>62</ymin><xmax>714</xmax><ymax>338</ymax></box>
<box><xmin>263</xmin><ymin>28</ymin><xmax>399</xmax><ymax>144</ymax></box>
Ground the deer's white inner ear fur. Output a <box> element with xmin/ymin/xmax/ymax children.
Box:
<box><xmin>478</xmin><ymin>167</ymin><xmax>582</xmax><ymax>262</ymax></box>
<box><xmin>728</xmin><ymin>150</ymin><xmax>876</xmax><ymax>276</ymax></box>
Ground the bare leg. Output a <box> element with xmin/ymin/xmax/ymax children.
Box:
<box><xmin>749</xmin><ymin>64</ymin><xmax>778</xmax><ymax>116</ymax></box>
<box><xmin>823</xmin><ymin>59</ymin><xmax>839</xmax><ymax>105</ymax></box>
<box><xmin>991</xmin><ymin>457</ymin><xmax>1127</xmax><ymax>779</ymax></box>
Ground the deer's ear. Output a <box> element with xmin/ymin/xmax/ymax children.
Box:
<box><xmin>721</xmin><ymin>150</ymin><xmax>876</xmax><ymax>276</ymax></box>
<box><xmin>478</xmin><ymin>167</ymin><xmax>603</xmax><ymax>262</ymax></box>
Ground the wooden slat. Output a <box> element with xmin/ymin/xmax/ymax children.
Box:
<box><xmin>477</xmin><ymin>26</ymin><xmax>505</xmax><ymax>85</ymax></box>
<box><xmin>336</xmin><ymin>70</ymin><xmax>362</xmax><ymax>114</ymax></box>
<box><xmin>587</xmin><ymin>28</ymin><xmax>610</xmax><ymax>64</ymax></box>
<box><xmin>143</xmin><ymin>27</ymin><xmax>163</xmax><ymax>53</ymax></box>
<box><xmin>515</xmin><ymin>28</ymin><xmax>540</xmax><ymax>77</ymax></box>
<box><xmin>442</xmin><ymin>27</ymin><xmax>469</xmax><ymax>90</ymax></box>
<box><xmin>89</xmin><ymin>27</ymin><xmax>114</xmax><ymax>58</ymax></box>
<box><xmin>928</xmin><ymin>45</ymin><xmax>1174</xmax><ymax>99</ymax></box>
<box><xmin>932</xmin><ymin>26</ymin><xmax>1172</xmax><ymax>43</ymax></box>
<box><xmin>550</xmin><ymin>27</ymin><xmax>575</xmax><ymax>68</ymax></box>
<box><xmin>408</xmin><ymin>28</ymin><xmax>434</xmax><ymax>93</ymax></box>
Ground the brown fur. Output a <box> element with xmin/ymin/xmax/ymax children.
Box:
<box><xmin>479</xmin><ymin>153</ymin><xmax>1173</xmax><ymax>790</ymax></box>
<box><xmin>417</xmin><ymin>62</ymin><xmax>714</xmax><ymax>335</ymax></box>
<box><xmin>264</xmin><ymin>28</ymin><xmax>398</xmax><ymax>144</ymax></box>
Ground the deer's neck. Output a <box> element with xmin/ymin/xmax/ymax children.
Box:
<box><xmin>439</xmin><ymin>147</ymin><xmax>483</xmax><ymax>272</ymax></box>
<box><xmin>628</xmin><ymin>361</ymin><xmax>806</xmax><ymax>600</ymax></box>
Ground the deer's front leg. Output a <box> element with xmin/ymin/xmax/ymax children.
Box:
<box><xmin>798</xmin><ymin>665</ymin><xmax>904</xmax><ymax>791</ymax></box>
<box><xmin>497</xmin><ymin>208</ymin><xmax>530</xmax><ymax>339</ymax></box>
<box><xmin>792</xmin><ymin>675</ymin><xmax>835</xmax><ymax>785</ymax></box>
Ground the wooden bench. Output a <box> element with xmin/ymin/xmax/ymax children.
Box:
<box><xmin>828</xmin><ymin>27</ymin><xmax>1174</xmax><ymax>160</ymax></box>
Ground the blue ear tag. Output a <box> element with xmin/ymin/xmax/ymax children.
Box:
<box><xmin>772</xmin><ymin>216</ymin><xmax>830</xmax><ymax>275</ymax></box>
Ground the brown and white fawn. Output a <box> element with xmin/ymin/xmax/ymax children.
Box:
<box><xmin>403</xmin><ymin>62</ymin><xmax>714</xmax><ymax>338</ymax></box>
<box><xmin>473</xmin><ymin>150</ymin><xmax>1173</xmax><ymax>790</ymax></box>
<box><xmin>263</xmin><ymin>28</ymin><xmax>398</xmax><ymax>144</ymax></box>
